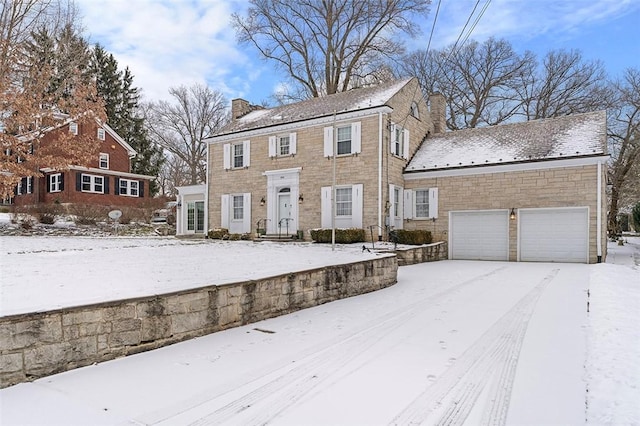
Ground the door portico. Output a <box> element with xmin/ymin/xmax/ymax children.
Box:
<box><xmin>263</xmin><ymin>168</ymin><xmax>301</xmax><ymax>235</ymax></box>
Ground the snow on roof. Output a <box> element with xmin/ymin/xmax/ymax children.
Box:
<box><xmin>406</xmin><ymin>111</ymin><xmax>607</xmax><ymax>172</ymax></box>
<box><xmin>217</xmin><ymin>78</ymin><xmax>414</xmax><ymax>136</ymax></box>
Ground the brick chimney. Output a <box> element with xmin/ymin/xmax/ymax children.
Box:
<box><xmin>231</xmin><ymin>98</ymin><xmax>251</xmax><ymax>121</ymax></box>
<box><xmin>429</xmin><ymin>93</ymin><xmax>446</xmax><ymax>134</ymax></box>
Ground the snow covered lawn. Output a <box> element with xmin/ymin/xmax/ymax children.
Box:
<box><xmin>0</xmin><ymin>235</ymin><xmax>638</xmax><ymax>425</ymax></box>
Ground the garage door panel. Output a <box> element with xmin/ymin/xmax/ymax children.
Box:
<box><xmin>519</xmin><ymin>208</ymin><xmax>588</xmax><ymax>263</ymax></box>
<box><xmin>450</xmin><ymin>211</ymin><xmax>509</xmax><ymax>261</ymax></box>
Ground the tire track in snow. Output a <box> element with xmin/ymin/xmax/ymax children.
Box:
<box><xmin>154</xmin><ymin>266</ymin><xmax>509</xmax><ymax>426</ymax></box>
<box><xmin>390</xmin><ymin>268</ymin><xmax>559</xmax><ymax>426</ymax></box>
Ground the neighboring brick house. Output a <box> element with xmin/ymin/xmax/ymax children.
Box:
<box><xmin>10</xmin><ymin>118</ymin><xmax>155</xmax><ymax>208</ymax></box>
<box><xmin>201</xmin><ymin>78</ymin><xmax>439</xmax><ymax>240</ymax></box>
<box><xmin>403</xmin><ymin>111</ymin><xmax>609</xmax><ymax>263</ymax></box>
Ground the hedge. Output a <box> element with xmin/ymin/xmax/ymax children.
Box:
<box><xmin>392</xmin><ymin>229</ymin><xmax>432</xmax><ymax>245</ymax></box>
<box><xmin>310</xmin><ymin>228</ymin><xmax>366</xmax><ymax>243</ymax></box>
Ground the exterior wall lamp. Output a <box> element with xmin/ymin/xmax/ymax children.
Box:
<box><xmin>260</xmin><ymin>197</ymin><xmax>265</xmax><ymax>206</ymax></box>
<box><xmin>510</xmin><ymin>208</ymin><xmax>516</xmax><ymax>220</ymax></box>
<box><xmin>298</xmin><ymin>194</ymin><xmax>304</xmax><ymax>204</ymax></box>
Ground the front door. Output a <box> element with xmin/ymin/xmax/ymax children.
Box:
<box><xmin>278</xmin><ymin>189</ymin><xmax>293</xmax><ymax>234</ymax></box>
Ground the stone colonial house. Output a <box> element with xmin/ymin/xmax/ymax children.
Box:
<box><xmin>183</xmin><ymin>78</ymin><xmax>607</xmax><ymax>263</ymax></box>
<box><xmin>8</xmin><ymin>118</ymin><xmax>155</xmax><ymax>208</ymax></box>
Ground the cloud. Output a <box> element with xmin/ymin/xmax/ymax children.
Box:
<box><xmin>76</xmin><ymin>0</ymin><xmax>253</xmax><ymax>102</ymax></box>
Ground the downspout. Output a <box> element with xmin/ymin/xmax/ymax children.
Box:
<box><xmin>378</xmin><ymin>111</ymin><xmax>383</xmax><ymax>241</ymax></box>
<box><xmin>597</xmin><ymin>160</ymin><xmax>602</xmax><ymax>263</ymax></box>
<box><xmin>205</xmin><ymin>141</ymin><xmax>210</xmax><ymax>236</ymax></box>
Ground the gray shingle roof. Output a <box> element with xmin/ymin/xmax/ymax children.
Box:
<box><xmin>216</xmin><ymin>78</ymin><xmax>413</xmax><ymax>136</ymax></box>
<box><xmin>406</xmin><ymin>111</ymin><xmax>607</xmax><ymax>172</ymax></box>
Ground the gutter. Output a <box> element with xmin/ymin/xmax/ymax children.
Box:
<box><xmin>597</xmin><ymin>160</ymin><xmax>603</xmax><ymax>262</ymax></box>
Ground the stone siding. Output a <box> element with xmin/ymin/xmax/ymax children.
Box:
<box><xmin>0</xmin><ymin>255</ymin><xmax>397</xmax><ymax>388</ymax></box>
<box><xmin>404</xmin><ymin>164</ymin><xmax>606</xmax><ymax>263</ymax></box>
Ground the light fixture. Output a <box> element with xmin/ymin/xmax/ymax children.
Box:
<box><xmin>298</xmin><ymin>194</ymin><xmax>304</xmax><ymax>204</ymax></box>
<box><xmin>510</xmin><ymin>208</ymin><xmax>516</xmax><ymax>220</ymax></box>
<box><xmin>260</xmin><ymin>197</ymin><xmax>265</xmax><ymax>206</ymax></box>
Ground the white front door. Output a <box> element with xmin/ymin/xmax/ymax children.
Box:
<box><xmin>278</xmin><ymin>192</ymin><xmax>293</xmax><ymax>234</ymax></box>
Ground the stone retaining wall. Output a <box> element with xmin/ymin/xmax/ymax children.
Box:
<box><xmin>0</xmin><ymin>255</ymin><xmax>397</xmax><ymax>389</ymax></box>
<box><xmin>377</xmin><ymin>241</ymin><xmax>447</xmax><ymax>266</ymax></box>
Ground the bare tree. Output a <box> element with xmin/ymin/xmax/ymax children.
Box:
<box><xmin>521</xmin><ymin>49</ymin><xmax>611</xmax><ymax>120</ymax></box>
<box><xmin>145</xmin><ymin>84</ymin><xmax>228</xmax><ymax>185</ymax></box>
<box><xmin>156</xmin><ymin>153</ymin><xmax>193</xmax><ymax>197</ymax></box>
<box><xmin>232</xmin><ymin>0</ymin><xmax>429</xmax><ymax>99</ymax></box>
<box><xmin>607</xmin><ymin>68</ymin><xmax>640</xmax><ymax>236</ymax></box>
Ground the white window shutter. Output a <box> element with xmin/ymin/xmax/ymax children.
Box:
<box><xmin>388</xmin><ymin>184</ymin><xmax>396</xmax><ymax>217</ymax></box>
<box><xmin>321</xmin><ymin>186</ymin><xmax>332</xmax><ymax>228</ymax></box>
<box><xmin>390</xmin><ymin>123</ymin><xmax>396</xmax><ymax>154</ymax></box>
<box><xmin>352</xmin><ymin>122</ymin><xmax>361</xmax><ymax>154</ymax></box>
<box><xmin>404</xmin><ymin>189</ymin><xmax>413</xmax><ymax>219</ymax></box>
<box><xmin>403</xmin><ymin>129</ymin><xmax>410</xmax><ymax>159</ymax></box>
<box><xmin>352</xmin><ymin>184</ymin><xmax>363</xmax><ymax>228</ymax></box>
<box><xmin>243</xmin><ymin>193</ymin><xmax>251</xmax><ymax>233</ymax></box>
<box><xmin>290</xmin><ymin>132</ymin><xmax>297</xmax><ymax>155</ymax></box>
<box><xmin>243</xmin><ymin>140</ymin><xmax>250</xmax><ymax>167</ymax></box>
<box><xmin>223</xmin><ymin>144</ymin><xmax>231</xmax><ymax>170</ymax></box>
<box><xmin>429</xmin><ymin>188</ymin><xmax>439</xmax><ymax>219</ymax></box>
<box><xmin>268</xmin><ymin>136</ymin><xmax>276</xmax><ymax>157</ymax></box>
<box><xmin>323</xmin><ymin>126</ymin><xmax>333</xmax><ymax>157</ymax></box>
<box><xmin>221</xmin><ymin>194</ymin><xmax>230</xmax><ymax>228</ymax></box>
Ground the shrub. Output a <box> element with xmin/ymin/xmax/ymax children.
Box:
<box><xmin>310</xmin><ymin>228</ymin><xmax>366</xmax><ymax>243</ymax></box>
<box><xmin>67</xmin><ymin>204</ymin><xmax>110</xmax><ymax>225</ymax></box>
<box><xmin>393</xmin><ymin>229</ymin><xmax>432</xmax><ymax>245</ymax></box>
<box><xmin>208</xmin><ymin>228</ymin><xmax>229</xmax><ymax>239</ymax></box>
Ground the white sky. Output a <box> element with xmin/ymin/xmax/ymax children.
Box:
<box><xmin>74</xmin><ymin>0</ymin><xmax>640</xmax><ymax>105</ymax></box>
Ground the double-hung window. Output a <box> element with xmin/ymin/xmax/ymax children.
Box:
<box><xmin>336</xmin><ymin>187</ymin><xmax>352</xmax><ymax>216</ymax></box>
<box><xmin>278</xmin><ymin>135</ymin><xmax>290</xmax><ymax>156</ymax></box>
<box><xmin>69</xmin><ymin>122</ymin><xmax>78</xmax><ymax>135</ymax></box>
<box><xmin>268</xmin><ymin>133</ymin><xmax>297</xmax><ymax>157</ymax></box>
<box><xmin>119</xmin><ymin>179</ymin><xmax>139</xmax><ymax>197</ymax></box>
<box><xmin>415</xmin><ymin>189</ymin><xmax>430</xmax><ymax>218</ymax></box>
<box><xmin>82</xmin><ymin>174</ymin><xmax>104</xmax><ymax>193</ymax></box>
<box><xmin>232</xmin><ymin>195</ymin><xmax>244</xmax><ymax>220</ymax></box>
<box><xmin>97</xmin><ymin>128</ymin><xmax>105</xmax><ymax>140</ymax></box>
<box><xmin>233</xmin><ymin>143</ymin><xmax>244</xmax><ymax>168</ymax></box>
<box><xmin>336</xmin><ymin>126</ymin><xmax>352</xmax><ymax>155</ymax></box>
<box><xmin>99</xmin><ymin>153</ymin><xmax>109</xmax><ymax>169</ymax></box>
<box><xmin>393</xmin><ymin>126</ymin><xmax>404</xmax><ymax>157</ymax></box>
<box><xmin>223</xmin><ymin>141</ymin><xmax>250</xmax><ymax>169</ymax></box>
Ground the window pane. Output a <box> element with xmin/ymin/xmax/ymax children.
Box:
<box><xmin>337</xmin><ymin>126</ymin><xmax>351</xmax><ymax>155</ymax></box>
<box><xmin>415</xmin><ymin>189</ymin><xmax>429</xmax><ymax>217</ymax></box>
<box><xmin>233</xmin><ymin>144</ymin><xmax>243</xmax><ymax>168</ymax></box>
<box><xmin>279</xmin><ymin>136</ymin><xmax>290</xmax><ymax>155</ymax></box>
<box><xmin>187</xmin><ymin>202</ymin><xmax>195</xmax><ymax>231</ymax></box>
<box><xmin>336</xmin><ymin>187</ymin><xmax>352</xmax><ymax>216</ymax></box>
<box><xmin>233</xmin><ymin>195</ymin><xmax>243</xmax><ymax>220</ymax></box>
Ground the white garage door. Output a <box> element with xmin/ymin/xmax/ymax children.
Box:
<box><xmin>519</xmin><ymin>207</ymin><xmax>589</xmax><ymax>263</ymax></box>
<box><xmin>450</xmin><ymin>210</ymin><xmax>509</xmax><ymax>261</ymax></box>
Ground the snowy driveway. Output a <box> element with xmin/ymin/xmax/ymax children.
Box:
<box><xmin>1</xmin><ymin>260</ymin><xmax>593</xmax><ymax>425</ymax></box>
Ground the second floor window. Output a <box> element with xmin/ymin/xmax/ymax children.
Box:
<box><xmin>69</xmin><ymin>122</ymin><xmax>78</xmax><ymax>135</ymax></box>
<box><xmin>233</xmin><ymin>143</ymin><xmax>244</xmax><ymax>168</ymax></box>
<box><xmin>337</xmin><ymin>126</ymin><xmax>352</xmax><ymax>155</ymax></box>
<box><xmin>99</xmin><ymin>153</ymin><xmax>109</xmax><ymax>169</ymax></box>
<box><xmin>97</xmin><ymin>128</ymin><xmax>106</xmax><ymax>140</ymax></box>
<box><xmin>278</xmin><ymin>135</ymin><xmax>290</xmax><ymax>156</ymax></box>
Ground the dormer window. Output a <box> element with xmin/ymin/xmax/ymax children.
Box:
<box><xmin>69</xmin><ymin>122</ymin><xmax>78</xmax><ymax>135</ymax></box>
<box><xmin>99</xmin><ymin>153</ymin><xmax>109</xmax><ymax>169</ymax></box>
<box><xmin>97</xmin><ymin>128</ymin><xmax>105</xmax><ymax>140</ymax></box>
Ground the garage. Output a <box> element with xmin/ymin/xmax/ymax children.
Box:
<box><xmin>449</xmin><ymin>210</ymin><xmax>509</xmax><ymax>261</ymax></box>
<box><xmin>519</xmin><ymin>207</ymin><xmax>589</xmax><ymax>263</ymax></box>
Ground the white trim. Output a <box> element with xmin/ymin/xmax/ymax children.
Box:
<box><xmin>404</xmin><ymin>155</ymin><xmax>610</xmax><ymax>180</ymax></box>
<box><xmin>262</xmin><ymin>167</ymin><xmax>302</xmax><ymax>176</ymax></box>
<box><xmin>378</xmin><ymin>112</ymin><xmax>384</xmax><ymax>239</ymax></box>
<box><xmin>206</xmin><ymin>106</ymin><xmax>393</xmax><ymax>144</ymax></box>
<box><xmin>69</xmin><ymin>165</ymin><xmax>154</xmax><ymax>180</ymax></box>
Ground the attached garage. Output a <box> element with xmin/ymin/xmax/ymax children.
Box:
<box><xmin>518</xmin><ymin>207</ymin><xmax>589</xmax><ymax>263</ymax></box>
<box><xmin>449</xmin><ymin>210</ymin><xmax>509</xmax><ymax>261</ymax></box>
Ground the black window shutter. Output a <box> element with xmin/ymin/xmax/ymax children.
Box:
<box><xmin>103</xmin><ymin>176</ymin><xmax>109</xmax><ymax>194</ymax></box>
<box><xmin>21</xmin><ymin>178</ymin><xmax>26</xmax><ymax>194</ymax></box>
<box><xmin>139</xmin><ymin>181</ymin><xmax>144</xmax><ymax>197</ymax></box>
<box><xmin>114</xmin><ymin>177</ymin><xmax>119</xmax><ymax>195</ymax></box>
<box><xmin>60</xmin><ymin>173</ymin><xmax>64</xmax><ymax>191</ymax></box>
<box><xmin>76</xmin><ymin>172</ymin><xmax>81</xmax><ymax>191</ymax></box>
<box><xmin>46</xmin><ymin>175</ymin><xmax>51</xmax><ymax>192</ymax></box>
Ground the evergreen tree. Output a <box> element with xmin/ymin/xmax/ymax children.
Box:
<box><xmin>90</xmin><ymin>47</ymin><xmax>163</xmax><ymax>195</ymax></box>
